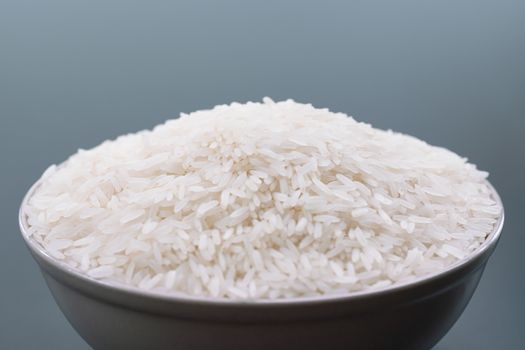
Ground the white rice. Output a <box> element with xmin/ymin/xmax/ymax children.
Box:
<box><xmin>23</xmin><ymin>98</ymin><xmax>502</xmax><ymax>299</ymax></box>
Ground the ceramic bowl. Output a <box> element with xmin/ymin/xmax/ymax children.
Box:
<box><xmin>19</xmin><ymin>179</ymin><xmax>504</xmax><ymax>350</ymax></box>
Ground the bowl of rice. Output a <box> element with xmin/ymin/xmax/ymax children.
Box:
<box><xmin>19</xmin><ymin>98</ymin><xmax>504</xmax><ymax>350</ymax></box>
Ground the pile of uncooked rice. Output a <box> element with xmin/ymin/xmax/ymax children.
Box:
<box><xmin>24</xmin><ymin>98</ymin><xmax>502</xmax><ymax>299</ymax></box>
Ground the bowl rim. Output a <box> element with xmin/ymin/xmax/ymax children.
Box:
<box><xmin>19</xmin><ymin>176</ymin><xmax>504</xmax><ymax>307</ymax></box>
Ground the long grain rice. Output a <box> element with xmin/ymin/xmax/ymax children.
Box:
<box><xmin>23</xmin><ymin>98</ymin><xmax>502</xmax><ymax>299</ymax></box>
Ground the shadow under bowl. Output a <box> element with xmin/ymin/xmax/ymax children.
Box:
<box><xmin>19</xmin><ymin>180</ymin><xmax>504</xmax><ymax>350</ymax></box>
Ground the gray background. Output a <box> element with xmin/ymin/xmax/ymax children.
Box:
<box><xmin>1</xmin><ymin>0</ymin><xmax>524</xmax><ymax>348</ymax></box>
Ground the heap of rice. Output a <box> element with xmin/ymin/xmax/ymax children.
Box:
<box><xmin>23</xmin><ymin>98</ymin><xmax>501</xmax><ymax>299</ymax></box>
